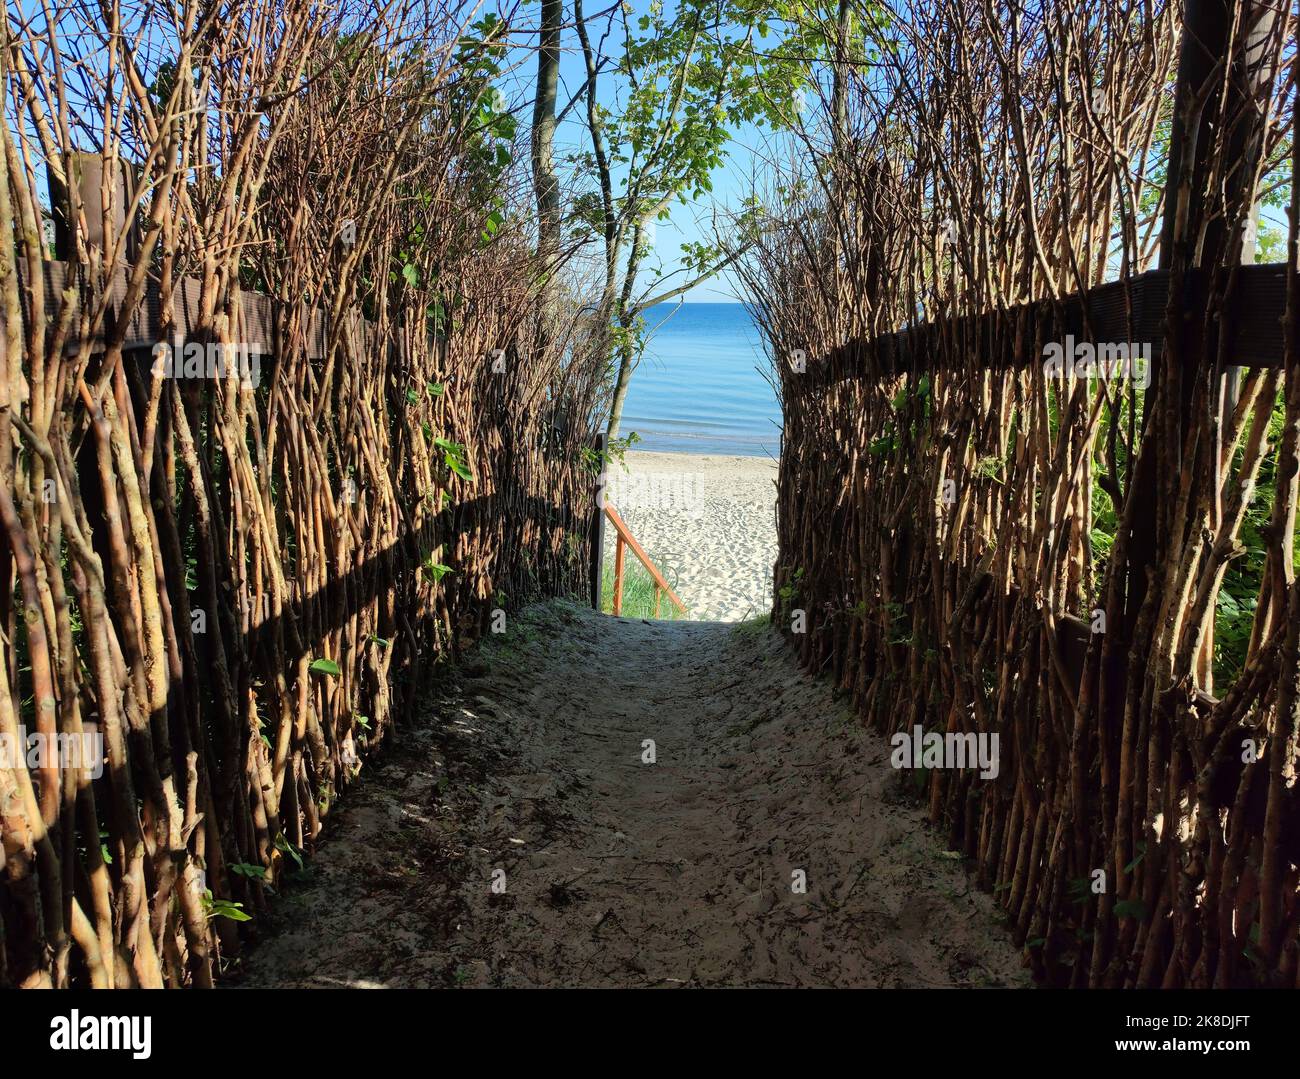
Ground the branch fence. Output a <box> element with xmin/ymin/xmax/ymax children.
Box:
<box><xmin>0</xmin><ymin>2</ymin><xmax>604</xmax><ymax>987</ymax></box>
<box><xmin>742</xmin><ymin>0</ymin><xmax>1300</xmax><ymax>987</ymax></box>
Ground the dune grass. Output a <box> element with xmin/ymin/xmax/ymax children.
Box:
<box><xmin>600</xmin><ymin>555</ymin><xmax>688</xmax><ymax>620</ymax></box>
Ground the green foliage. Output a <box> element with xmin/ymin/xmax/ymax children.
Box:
<box><xmin>1082</xmin><ymin>388</ymin><xmax>1296</xmax><ymax>687</ymax></box>
<box><xmin>422</xmin><ymin>557</ymin><xmax>453</xmax><ymax>584</ymax></box>
<box><xmin>607</xmin><ymin>432</ymin><xmax>642</xmax><ymax>466</ymax></box>
<box><xmin>563</xmin><ymin>2</ymin><xmax>891</xmax><ymax>436</ymax></box>
<box><xmin>601</xmin><ymin>552</ymin><xmax>687</xmax><ymax>621</ymax></box>
<box><xmin>1256</xmin><ymin>220</ymin><xmax>1286</xmax><ymax>262</ymax></box>
<box><xmin>480</xmin><ymin>208</ymin><xmax>504</xmax><ymax>245</ymax></box>
<box><xmin>435</xmin><ymin>438</ymin><xmax>473</xmax><ymax>482</ymax></box>
<box><xmin>453</xmin><ymin>13</ymin><xmax>516</xmax><ymax>187</ymax></box>
<box><xmin>275</xmin><ymin>834</ymin><xmax>305</xmax><ymax>872</ymax></box>
<box><xmin>777</xmin><ymin>565</ymin><xmax>805</xmax><ymax>608</ymax></box>
<box><xmin>1113</xmin><ymin>898</ymin><xmax>1148</xmax><ymax>921</ymax></box>
<box><xmin>201</xmin><ymin>890</ymin><xmax>251</xmax><ymax>922</ymax></box>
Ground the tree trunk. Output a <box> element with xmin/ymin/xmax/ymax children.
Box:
<box><xmin>605</xmin><ymin>325</ymin><xmax>635</xmax><ymax>442</ymax></box>
<box><xmin>531</xmin><ymin>0</ymin><xmax>562</xmax><ymax>289</ymax></box>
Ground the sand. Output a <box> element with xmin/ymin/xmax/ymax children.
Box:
<box><xmin>239</xmin><ymin>602</ymin><xmax>1026</xmax><ymax>989</ymax></box>
<box><xmin>603</xmin><ymin>450</ymin><xmax>778</xmax><ymax>621</ymax></box>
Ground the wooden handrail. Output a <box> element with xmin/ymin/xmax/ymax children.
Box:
<box><xmin>603</xmin><ymin>503</ymin><xmax>687</xmax><ymax>617</ymax></box>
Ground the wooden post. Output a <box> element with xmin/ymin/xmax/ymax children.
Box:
<box><xmin>1158</xmin><ymin>0</ymin><xmax>1234</xmax><ymax>271</ymax></box>
<box><xmin>612</xmin><ymin>534</ymin><xmax>625</xmax><ymax>616</ymax></box>
<box><xmin>1154</xmin><ymin>0</ymin><xmax>1277</xmax><ymax>691</ymax></box>
<box><xmin>589</xmin><ymin>432</ymin><xmax>607</xmax><ymax>610</ymax></box>
<box><xmin>1208</xmin><ymin>1</ymin><xmax>1278</xmax><ymax>692</ymax></box>
<box><xmin>48</xmin><ymin>152</ymin><xmax>139</xmax><ymax>262</ymax></box>
<box><xmin>603</xmin><ymin>503</ymin><xmax>687</xmax><ymax>615</ymax></box>
<box><xmin>1122</xmin><ymin>0</ymin><xmax>1238</xmax><ymax>639</ymax></box>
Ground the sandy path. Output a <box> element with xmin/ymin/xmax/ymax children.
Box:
<box><xmin>605</xmin><ymin>451</ymin><xmax>777</xmax><ymax>621</ymax></box>
<box><xmin>240</xmin><ymin>602</ymin><xmax>1026</xmax><ymax>988</ymax></box>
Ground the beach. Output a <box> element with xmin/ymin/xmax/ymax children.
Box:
<box><xmin>603</xmin><ymin>450</ymin><xmax>778</xmax><ymax>622</ymax></box>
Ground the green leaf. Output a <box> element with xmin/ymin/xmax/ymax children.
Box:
<box><xmin>435</xmin><ymin>438</ymin><xmax>474</xmax><ymax>481</ymax></box>
<box><xmin>275</xmin><ymin>834</ymin><xmax>304</xmax><ymax>871</ymax></box>
<box><xmin>480</xmin><ymin>209</ymin><xmax>503</xmax><ymax>243</ymax></box>
<box><xmin>1113</xmin><ymin>898</ymin><xmax>1148</xmax><ymax>920</ymax></box>
<box><xmin>423</xmin><ymin>560</ymin><xmax>453</xmax><ymax>584</ymax></box>
<box><xmin>202</xmin><ymin>889</ymin><xmax>252</xmax><ymax>922</ymax></box>
<box><xmin>310</xmin><ymin>657</ymin><xmax>341</xmax><ymax>677</ymax></box>
<box><xmin>402</xmin><ymin>263</ymin><xmax>419</xmax><ymax>288</ymax></box>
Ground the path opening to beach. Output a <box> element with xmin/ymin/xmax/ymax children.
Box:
<box><xmin>241</xmin><ymin>602</ymin><xmax>1024</xmax><ymax>988</ymax></box>
<box><xmin>603</xmin><ymin>451</ymin><xmax>777</xmax><ymax>622</ymax></box>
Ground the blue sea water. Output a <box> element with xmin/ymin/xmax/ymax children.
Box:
<box><xmin>618</xmin><ymin>303</ymin><xmax>782</xmax><ymax>458</ymax></box>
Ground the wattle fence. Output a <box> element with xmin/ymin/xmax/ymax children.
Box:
<box><xmin>0</xmin><ymin>6</ymin><xmax>604</xmax><ymax>988</ymax></box>
<box><xmin>750</xmin><ymin>0</ymin><xmax>1299</xmax><ymax>987</ymax></box>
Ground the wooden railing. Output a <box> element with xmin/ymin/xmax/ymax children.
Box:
<box><xmin>603</xmin><ymin>503</ymin><xmax>687</xmax><ymax>618</ymax></box>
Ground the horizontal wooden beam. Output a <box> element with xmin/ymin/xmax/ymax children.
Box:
<box><xmin>799</xmin><ymin>263</ymin><xmax>1287</xmax><ymax>389</ymax></box>
<box><xmin>21</xmin><ymin>259</ymin><xmax>336</xmax><ymax>358</ymax></box>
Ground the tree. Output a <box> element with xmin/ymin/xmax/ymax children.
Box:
<box><xmin>565</xmin><ymin>0</ymin><xmax>812</xmax><ymax>441</ymax></box>
<box><xmin>531</xmin><ymin>0</ymin><xmax>563</xmax><ymax>316</ymax></box>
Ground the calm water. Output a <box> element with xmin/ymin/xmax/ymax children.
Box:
<box><xmin>619</xmin><ymin>303</ymin><xmax>781</xmax><ymax>457</ymax></box>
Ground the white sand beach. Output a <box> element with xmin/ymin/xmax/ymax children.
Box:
<box><xmin>603</xmin><ymin>450</ymin><xmax>778</xmax><ymax>622</ymax></box>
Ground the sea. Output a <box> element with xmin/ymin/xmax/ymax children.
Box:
<box><xmin>618</xmin><ymin>303</ymin><xmax>782</xmax><ymax>458</ymax></box>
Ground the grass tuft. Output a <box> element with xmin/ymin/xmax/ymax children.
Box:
<box><xmin>600</xmin><ymin>555</ymin><xmax>688</xmax><ymax>620</ymax></box>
